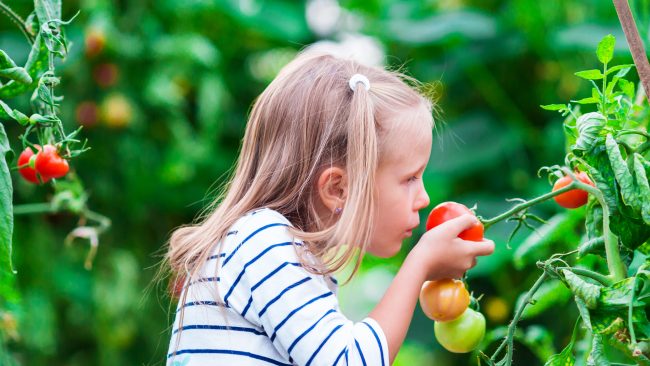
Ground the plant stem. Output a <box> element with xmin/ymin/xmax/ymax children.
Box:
<box><xmin>613</xmin><ymin>0</ymin><xmax>650</xmax><ymax>105</ymax></box>
<box><xmin>490</xmin><ymin>272</ymin><xmax>549</xmax><ymax>364</ymax></box>
<box><xmin>482</xmin><ymin>183</ymin><xmax>577</xmax><ymax>229</ymax></box>
<box><xmin>0</xmin><ymin>1</ymin><xmax>34</xmax><ymax>43</ymax></box>
<box><xmin>575</xmin><ymin>180</ymin><xmax>627</xmax><ymax>281</ymax></box>
<box><xmin>557</xmin><ymin>266</ymin><xmax>614</xmax><ymax>286</ymax></box>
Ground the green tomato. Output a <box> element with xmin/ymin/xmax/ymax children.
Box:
<box><xmin>434</xmin><ymin>308</ymin><xmax>486</xmax><ymax>353</ymax></box>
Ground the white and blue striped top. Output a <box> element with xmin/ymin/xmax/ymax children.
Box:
<box><xmin>167</xmin><ymin>207</ymin><xmax>389</xmax><ymax>366</ymax></box>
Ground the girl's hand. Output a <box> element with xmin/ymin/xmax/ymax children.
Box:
<box><xmin>409</xmin><ymin>214</ymin><xmax>495</xmax><ymax>281</ymax></box>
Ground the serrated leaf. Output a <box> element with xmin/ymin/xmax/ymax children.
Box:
<box><xmin>606</xmin><ymin>134</ymin><xmax>641</xmax><ymax>213</ymax></box>
<box><xmin>597</xmin><ymin>34</ymin><xmax>616</xmax><ymax>64</ymax></box>
<box><xmin>618</xmin><ymin>78</ymin><xmax>635</xmax><ymax>98</ymax></box>
<box><xmin>633</xmin><ymin>153</ymin><xmax>650</xmax><ymax>225</ymax></box>
<box><xmin>575</xmin><ymin>69</ymin><xmax>604</xmax><ymax>80</ymax></box>
<box><xmin>563</xmin><ymin>270</ymin><xmax>602</xmax><ymax>309</ymax></box>
<box><xmin>599</xmin><ymin>277</ymin><xmax>646</xmax><ymax>308</ymax></box>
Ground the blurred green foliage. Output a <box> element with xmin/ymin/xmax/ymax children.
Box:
<box><xmin>1</xmin><ymin>0</ymin><xmax>648</xmax><ymax>365</ymax></box>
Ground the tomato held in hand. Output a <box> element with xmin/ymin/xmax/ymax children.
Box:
<box><xmin>17</xmin><ymin>145</ymin><xmax>49</xmax><ymax>184</ymax></box>
<box><xmin>434</xmin><ymin>308</ymin><xmax>486</xmax><ymax>353</ymax></box>
<box><xmin>419</xmin><ymin>278</ymin><xmax>470</xmax><ymax>321</ymax></box>
<box><xmin>552</xmin><ymin>172</ymin><xmax>594</xmax><ymax>209</ymax></box>
<box><xmin>426</xmin><ymin>202</ymin><xmax>484</xmax><ymax>241</ymax></box>
<box><xmin>35</xmin><ymin>144</ymin><xmax>69</xmax><ymax>179</ymax></box>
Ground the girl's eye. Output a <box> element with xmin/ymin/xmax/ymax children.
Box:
<box><xmin>407</xmin><ymin>176</ymin><xmax>419</xmax><ymax>183</ymax></box>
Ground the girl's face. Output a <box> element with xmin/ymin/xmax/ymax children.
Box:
<box><xmin>368</xmin><ymin>107</ymin><xmax>432</xmax><ymax>257</ymax></box>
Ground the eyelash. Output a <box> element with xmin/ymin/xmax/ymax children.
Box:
<box><xmin>407</xmin><ymin>176</ymin><xmax>419</xmax><ymax>183</ymax></box>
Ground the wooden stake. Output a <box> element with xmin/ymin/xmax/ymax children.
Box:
<box><xmin>613</xmin><ymin>0</ymin><xmax>650</xmax><ymax>105</ymax></box>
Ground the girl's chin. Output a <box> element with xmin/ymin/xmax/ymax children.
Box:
<box><xmin>367</xmin><ymin>241</ymin><xmax>402</xmax><ymax>258</ymax></box>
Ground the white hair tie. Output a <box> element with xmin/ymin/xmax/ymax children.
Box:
<box><xmin>349</xmin><ymin>73</ymin><xmax>370</xmax><ymax>91</ymax></box>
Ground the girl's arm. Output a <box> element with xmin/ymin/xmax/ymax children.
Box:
<box><xmin>369</xmin><ymin>214</ymin><xmax>495</xmax><ymax>364</ymax></box>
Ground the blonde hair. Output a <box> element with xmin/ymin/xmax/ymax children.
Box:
<box><xmin>164</xmin><ymin>49</ymin><xmax>434</xmax><ymax>295</ymax></box>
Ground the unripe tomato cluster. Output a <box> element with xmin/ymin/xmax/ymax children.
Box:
<box><xmin>17</xmin><ymin>145</ymin><xmax>69</xmax><ymax>184</ymax></box>
<box><xmin>419</xmin><ymin>202</ymin><xmax>486</xmax><ymax>353</ymax></box>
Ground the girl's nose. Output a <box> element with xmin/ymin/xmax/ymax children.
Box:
<box><xmin>414</xmin><ymin>183</ymin><xmax>430</xmax><ymax>211</ymax></box>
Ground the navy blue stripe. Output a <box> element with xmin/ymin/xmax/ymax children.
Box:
<box><xmin>241</xmin><ymin>262</ymin><xmax>302</xmax><ymax>317</ymax></box>
<box><xmin>223</xmin><ymin>223</ymin><xmax>288</xmax><ymax>267</ymax></box>
<box><xmin>270</xmin><ymin>292</ymin><xmax>334</xmax><ymax>342</ymax></box>
<box><xmin>288</xmin><ymin>308</ymin><xmax>336</xmax><ymax>354</ymax></box>
<box><xmin>188</xmin><ymin>277</ymin><xmax>219</xmax><ymax>286</ymax></box>
<box><xmin>177</xmin><ymin>301</ymin><xmax>227</xmax><ymax>312</ymax></box>
<box><xmin>167</xmin><ymin>349</ymin><xmax>291</xmax><ymax>365</ymax></box>
<box><xmin>259</xmin><ymin>277</ymin><xmax>312</xmax><ymax>317</ymax></box>
<box><xmin>207</xmin><ymin>252</ymin><xmax>226</xmax><ymax>260</ymax></box>
<box><xmin>334</xmin><ymin>346</ymin><xmax>348</xmax><ymax>365</ymax></box>
<box><xmin>355</xmin><ymin>339</ymin><xmax>367</xmax><ymax>366</ymax></box>
<box><xmin>363</xmin><ymin>321</ymin><xmax>386</xmax><ymax>366</ymax></box>
<box><xmin>306</xmin><ymin>323</ymin><xmax>344</xmax><ymax>366</ymax></box>
<box><xmin>224</xmin><ymin>242</ymin><xmax>295</xmax><ymax>305</ymax></box>
<box><xmin>172</xmin><ymin>324</ymin><xmax>265</xmax><ymax>335</ymax></box>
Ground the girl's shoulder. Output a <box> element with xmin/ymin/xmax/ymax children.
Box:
<box><xmin>230</xmin><ymin>207</ymin><xmax>293</xmax><ymax>235</ymax></box>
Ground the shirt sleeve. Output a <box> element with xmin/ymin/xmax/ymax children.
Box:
<box><xmin>219</xmin><ymin>209</ymin><xmax>390</xmax><ymax>366</ymax></box>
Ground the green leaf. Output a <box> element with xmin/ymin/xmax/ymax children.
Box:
<box><xmin>588</xmin><ymin>334</ymin><xmax>609</xmax><ymax>366</ymax></box>
<box><xmin>597</xmin><ymin>34</ymin><xmax>616</xmax><ymax>64</ymax></box>
<box><xmin>541</xmin><ymin>104</ymin><xmax>568</xmax><ymax>111</ymax></box>
<box><xmin>578</xmin><ymin>236</ymin><xmax>605</xmax><ymax>258</ymax></box>
<box><xmin>618</xmin><ymin>78</ymin><xmax>635</xmax><ymax>98</ymax></box>
<box><xmin>633</xmin><ymin>153</ymin><xmax>650</xmax><ymax>225</ymax></box>
<box><xmin>574</xmin><ymin>112</ymin><xmax>605</xmax><ymax>151</ymax></box>
<box><xmin>606</xmin><ymin>134</ymin><xmax>641</xmax><ymax>213</ymax></box>
<box><xmin>0</xmin><ymin>100</ymin><xmax>30</xmax><ymax>125</ymax></box>
<box><xmin>599</xmin><ymin>277</ymin><xmax>646</xmax><ymax>309</ymax></box>
<box><xmin>605</xmin><ymin>64</ymin><xmax>634</xmax><ymax>76</ymax></box>
<box><xmin>0</xmin><ymin>50</ymin><xmax>32</xmax><ymax>84</ymax></box>
<box><xmin>572</xmin><ymin>97</ymin><xmax>599</xmax><ymax>105</ymax></box>
<box><xmin>575</xmin><ymin>69</ymin><xmax>604</xmax><ymax>80</ymax></box>
<box><xmin>0</xmin><ymin>34</ymin><xmax>48</xmax><ymax>99</ymax></box>
<box><xmin>563</xmin><ymin>269</ymin><xmax>602</xmax><ymax>309</ymax></box>
<box><xmin>0</xmin><ymin>123</ymin><xmax>14</xmax><ymax>276</ymax></box>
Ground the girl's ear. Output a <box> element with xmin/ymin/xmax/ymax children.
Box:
<box><xmin>317</xmin><ymin>166</ymin><xmax>348</xmax><ymax>212</ymax></box>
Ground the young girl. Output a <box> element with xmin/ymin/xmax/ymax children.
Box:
<box><xmin>164</xmin><ymin>49</ymin><xmax>495</xmax><ymax>366</ymax></box>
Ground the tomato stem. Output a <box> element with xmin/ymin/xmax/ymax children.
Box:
<box><xmin>481</xmin><ymin>182</ymin><xmax>577</xmax><ymax>229</ymax></box>
<box><xmin>556</xmin><ymin>266</ymin><xmax>614</xmax><ymax>286</ymax></box>
<box><xmin>490</xmin><ymin>271</ymin><xmax>549</xmax><ymax>365</ymax></box>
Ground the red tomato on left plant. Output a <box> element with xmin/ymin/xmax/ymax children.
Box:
<box><xmin>17</xmin><ymin>145</ymin><xmax>50</xmax><ymax>184</ymax></box>
<box><xmin>35</xmin><ymin>144</ymin><xmax>69</xmax><ymax>179</ymax></box>
<box><xmin>426</xmin><ymin>202</ymin><xmax>484</xmax><ymax>241</ymax></box>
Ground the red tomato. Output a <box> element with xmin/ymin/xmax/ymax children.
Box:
<box><xmin>35</xmin><ymin>145</ymin><xmax>69</xmax><ymax>179</ymax></box>
<box><xmin>552</xmin><ymin>172</ymin><xmax>594</xmax><ymax>209</ymax></box>
<box><xmin>426</xmin><ymin>202</ymin><xmax>484</xmax><ymax>241</ymax></box>
<box><xmin>17</xmin><ymin>145</ymin><xmax>49</xmax><ymax>184</ymax></box>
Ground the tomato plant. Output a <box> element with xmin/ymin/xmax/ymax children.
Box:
<box><xmin>419</xmin><ymin>278</ymin><xmax>470</xmax><ymax>321</ymax></box>
<box><xmin>474</xmin><ymin>31</ymin><xmax>650</xmax><ymax>365</ymax></box>
<box><xmin>552</xmin><ymin>171</ymin><xmax>594</xmax><ymax>208</ymax></box>
<box><xmin>426</xmin><ymin>201</ymin><xmax>484</xmax><ymax>241</ymax></box>
<box><xmin>434</xmin><ymin>308</ymin><xmax>486</xmax><ymax>353</ymax></box>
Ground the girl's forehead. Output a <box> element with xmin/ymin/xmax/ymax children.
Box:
<box><xmin>380</xmin><ymin>106</ymin><xmax>433</xmax><ymax>164</ymax></box>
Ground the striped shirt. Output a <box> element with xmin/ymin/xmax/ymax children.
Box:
<box><xmin>167</xmin><ymin>207</ymin><xmax>389</xmax><ymax>366</ymax></box>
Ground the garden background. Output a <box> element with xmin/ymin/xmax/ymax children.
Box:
<box><xmin>0</xmin><ymin>0</ymin><xmax>647</xmax><ymax>365</ymax></box>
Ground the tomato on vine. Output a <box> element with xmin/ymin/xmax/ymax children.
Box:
<box><xmin>426</xmin><ymin>202</ymin><xmax>484</xmax><ymax>241</ymax></box>
<box><xmin>419</xmin><ymin>278</ymin><xmax>470</xmax><ymax>321</ymax></box>
<box><xmin>434</xmin><ymin>308</ymin><xmax>486</xmax><ymax>353</ymax></box>
<box><xmin>552</xmin><ymin>172</ymin><xmax>594</xmax><ymax>209</ymax></box>
<box><xmin>35</xmin><ymin>145</ymin><xmax>69</xmax><ymax>179</ymax></box>
<box><xmin>17</xmin><ymin>145</ymin><xmax>49</xmax><ymax>184</ymax></box>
